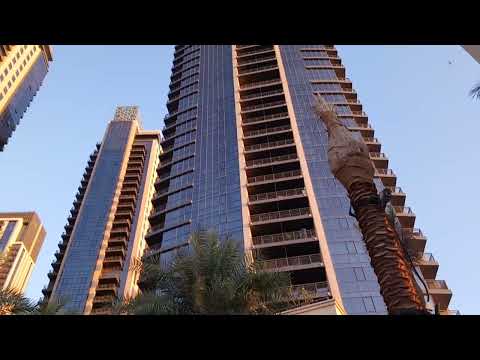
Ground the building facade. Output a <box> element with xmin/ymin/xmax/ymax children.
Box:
<box><xmin>462</xmin><ymin>45</ymin><xmax>480</xmax><ymax>64</ymax></box>
<box><xmin>0</xmin><ymin>212</ymin><xmax>46</xmax><ymax>293</ymax></box>
<box><xmin>41</xmin><ymin>107</ymin><xmax>160</xmax><ymax>314</ymax></box>
<box><xmin>0</xmin><ymin>45</ymin><xmax>53</xmax><ymax>151</ymax></box>
<box><xmin>146</xmin><ymin>45</ymin><xmax>454</xmax><ymax>315</ymax></box>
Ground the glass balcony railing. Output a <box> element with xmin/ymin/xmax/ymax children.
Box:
<box><xmin>241</xmin><ymin>88</ymin><xmax>283</xmax><ymax>101</ymax></box>
<box><xmin>243</xmin><ymin>125</ymin><xmax>291</xmax><ymax>138</ymax></box>
<box><xmin>244</xmin><ymin>138</ymin><xmax>294</xmax><ymax>152</ymax></box>
<box><xmin>241</xmin><ymin>100</ymin><xmax>286</xmax><ymax>112</ymax></box>
<box><xmin>252</xmin><ymin>229</ymin><xmax>316</xmax><ymax>246</ymax></box>
<box><xmin>251</xmin><ymin>207</ymin><xmax>311</xmax><ymax>223</ymax></box>
<box><xmin>258</xmin><ymin>253</ymin><xmax>322</xmax><ymax>270</ymax></box>
<box><xmin>243</xmin><ymin>112</ymin><xmax>289</xmax><ymax>124</ymax></box>
<box><xmin>248</xmin><ymin>169</ymin><xmax>302</xmax><ymax>184</ymax></box>
<box><xmin>238</xmin><ymin>55</ymin><xmax>277</xmax><ymax>66</ymax></box>
<box><xmin>426</xmin><ymin>279</ymin><xmax>448</xmax><ymax>289</ymax></box>
<box><xmin>393</xmin><ymin>206</ymin><xmax>415</xmax><ymax>215</ymax></box>
<box><xmin>246</xmin><ymin>153</ymin><xmax>298</xmax><ymax>168</ymax></box>
<box><xmin>375</xmin><ymin>168</ymin><xmax>396</xmax><ymax>176</ymax></box>
<box><xmin>287</xmin><ymin>281</ymin><xmax>330</xmax><ymax>299</ymax></box>
<box><xmin>241</xmin><ymin>78</ymin><xmax>282</xmax><ymax>90</ymax></box>
<box><xmin>238</xmin><ymin>63</ymin><xmax>278</xmax><ymax>76</ymax></box>
<box><xmin>249</xmin><ymin>187</ymin><xmax>305</xmax><ymax>202</ymax></box>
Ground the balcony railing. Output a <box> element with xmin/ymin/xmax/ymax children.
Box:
<box><xmin>244</xmin><ymin>138</ymin><xmax>294</xmax><ymax>152</ymax></box>
<box><xmin>250</xmin><ymin>187</ymin><xmax>305</xmax><ymax>203</ymax></box>
<box><xmin>252</xmin><ymin>229</ymin><xmax>316</xmax><ymax>246</ymax></box>
<box><xmin>369</xmin><ymin>152</ymin><xmax>387</xmax><ymax>159</ymax></box>
<box><xmin>241</xmin><ymin>78</ymin><xmax>282</xmax><ymax>90</ymax></box>
<box><xmin>393</xmin><ymin>206</ymin><xmax>415</xmax><ymax>215</ymax></box>
<box><xmin>244</xmin><ymin>125</ymin><xmax>291</xmax><ymax>138</ymax></box>
<box><xmin>237</xmin><ymin>55</ymin><xmax>277</xmax><ymax>66</ymax></box>
<box><xmin>386</xmin><ymin>186</ymin><xmax>404</xmax><ymax>194</ymax></box>
<box><xmin>243</xmin><ymin>112</ymin><xmax>289</xmax><ymax>125</ymax></box>
<box><xmin>287</xmin><ymin>281</ymin><xmax>330</xmax><ymax>299</ymax></box>
<box><xmin>251</xmin><ymin>207</ymin><xmax>311</xmax><ymax>223</ymax></box>
<box><xmin>420</xmin><ymin>253</ymin><xmax>436</xmax><ymax>263</ymax></box>
<box><xmin>258</xmin><ymin>253</ymin><xmax>322</xmax><ymax>271</ymax></box>
<box><xmin>426</xmin><ymin>279</ymin><xmax>448</xmax><ymax>290</ymax></box>
<box><xmin>248</xmin><ymin>169</ymin><xmax>302</xmax><ymax>184</ymax></box>
<box><xmin>363</xmin><ymin>137</ymin><xmax>380</xmax><ymax>144</ymax></box>
<box><xmin>238</xmin><ymin>63</ymin><xmax>278</xmax><ymax>76</ymax></box>
<box><xmin>375</xmin><ymin>168</ymin><xmax>395</xmax><ymax>176</ymax></box>
<box><xmin>241</xmin><ymin>88</ymin><xmax>283</xmax><ymax>101</ymax></box>
<box><xmin>246</xmin><ymin>153</ymin><xmax>298</xmax><ymax>168</ymax></box>
<box><xmin>241</xmin><ymin>100</ymin><xmax>286</xmax><ymax>112</ymax></box>
<box><xmin>236</xmin><ymin>47</ymin><xmax>274</xmax><ymax>57</ymax></box>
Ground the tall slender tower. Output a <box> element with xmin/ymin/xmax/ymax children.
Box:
<box><xmin>0</xmin><ymin>45</ymin><xmax>53</xmax><ymax>151</ymax></box>
<box><xmin>146</xmin><ymin>45</ymin><xmax>455</xmax><ymax>315</ymax></box>
<box><xmin>0</xmin><ymin>212</ymin><xmax>46</xmax><ymax>293</ymax></box>
<box><xmin>41</xmin><ymin>107</ymin><xmax>160</xmax><ymax>314</ymax></box>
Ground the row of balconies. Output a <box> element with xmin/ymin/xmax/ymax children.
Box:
<box><xmin>241</xmin><ymin>100</ymin><xmax>286</xmax><ymax>114</ymax></box>
<box><xmin>237</xmin><ymin>54</ymin><xmax>277</xmax><ymax>67</ymax></box>
<box><xmin>238</xmin><ymin>63</ymin><xmax>279</xmax><ymax>77</ymax></box>
<box><xmin>236</xmin><ymin>46</ymin><xmax>275</xmax><ymax>59</ymax></box>
<box><xmin>249</xmin><ymin>187</ymin><xmax>306</xmax><ymax>204</ymax></box>
<box><xmin>248</xmin><ymin>169</ymin><xmax>302</xmax><ymax>185</ymax></box>
<box><xmin>241</xmin><ymin>78</ymin><xmax>283</xmax><ymax>91</ymax></box>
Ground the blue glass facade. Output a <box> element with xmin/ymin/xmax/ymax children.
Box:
<box><xmin>0</xmin><ymin>53</ymin><xmax>49</xmax><ymax>150</ymax></box>
<box><xmin>149</xmin><ymin>45</ymin><xmax>243</xmax><ymax>259</ymax></box>
<box><xmin>278</xmin><ymin>45</ymin><xmax>387</xmax><ymax>314</ymax></box>
<box><xmin>53</xmin><ymin>120</ymin><xmax>135</xmax><ymax>311</ymax></box>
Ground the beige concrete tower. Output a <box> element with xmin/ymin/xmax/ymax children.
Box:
<box><xmin>0</xmin><ymin>212</ymin><xmax>46</xmax><ymax>293</ymax></box>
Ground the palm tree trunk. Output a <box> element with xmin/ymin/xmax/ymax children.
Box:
<box><xmin>349</xmin><ymin>182</ymin><xmax>427</xmax><ymax>314</ymax></box>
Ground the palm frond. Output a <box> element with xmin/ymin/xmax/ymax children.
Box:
<box><xmin>470</xmin><ymin>82</ymin><xmax>480</xmax><ymax>100</ymax></box>
<box><xmin>0</xmin><ymin>288</ymin><xmax>36</xmax><ymax>315</ymax></box>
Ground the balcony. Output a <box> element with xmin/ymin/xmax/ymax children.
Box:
<box><xmin>236</xmin><ymin>47</ymin><xmax>275</xmax><ymax>58</ymax></box>
<box><xmin>402</xmin><ymin>228</ymin><xmax>427</xmax><ymax>254</ymax></box>
<box><xmin>250</xmin><ymin>207</ymin><xmax>312</xmax><ymax>225</ymax></box>
<box><xmin>242</xmin><ymin>112</ymin><xmax>290</xmax><ymax>125</ymax></box>
<box><xmin>110</xmin><ymin>227</ymin><xmax>129</xmax><ymax>237</ymax></box>
<box><xmin>369</xmin><ymin>152</ymin><xmax>388</xmax><ymax>168</ymax></box>
<box><xmin>241</xmin><ymin>100</ymin><xmax>286</xmax><ymax>114</ymax></box>
<box><xmin>393</xmin><ymin>206</ymin><xmax>416</xmax><ymax>228</ymax></box>
<box><xmin>243</xmin><ymin>125</ymin><xmax>291</xmax><ymax>139</ymax></box>
<box><xmin>47</xmin><ymin>270</ymin><xmax>58</xmax><ymax>280</ymax></box>
<box><xmin>99</xmin><ymin>270</ymin><xmax>121</xmax><ymax>283</ymax></box>
<box><xmin>241</xmin><ymin>78</ymin><xmax>282</xmax><ymax>91</ymax></box>
<box><xmin>386</xmin><ymin>186</ymin><xmax>406</xmax><ymax>207</ymax></box>
<box><xmin>106</xmin><ymin>246</ymin><xmax>126</xmax><ymax>257</ymax></box>
<box><xmin>244</xmin><ymin>138</ymin><xmax>295</xmax><ymax>153</ymax></box>
<box><xmin>426</xmin><ymin>280</ymin><xmax>452</xmax><ymax>310</ymax></box>
<box><xmin>238</xmin><ymin>63</ymin><xmax>278</xmax><ymax>77</ymax></box>
<box><xmin>287</xmin><ymin>281</ymin><xmax>330</xmax><ymax>301</ymax></box>
<box><xmin>374</xmin><ymin>168</ymin><xmax>396</xmax><ymax>187</ymax></box>
<box><xmin>240</xmin><ymin>88</ymin><xmax>284</xmax><ymax>102</ymax></box>
<box><xmin>103</xmin><ymin>255</ymin><xmax>124</xmax><ymax>267</ymax></box>
<box><xmin>416</xmin><ymin>253</ymin><xmax>439</xmax><ymax>279</ymax></box>
<box><xmin>249</xmin><ymin>187</ymin><xmax>306</xmax><ymax>204</ymax></box>
<box><xmin>363</xmin><ymin>137</ymin><xmax>381</xmax><ymax>152</ymax></box>
<box><xmin>96</xmin><ymin>282</ymin><xmax>118</xmax><ymax>293</ymax></box>
<box><xmin>248</xmin><ymin>169</ymin><xmax>302</xmax><ymax>185</ymax></box>
<box><xmin>440</xmin><ymin>309</ymin><xmax>460</xmax><ymax>316</ymax></box>
<box><xmin>258</xmin><ymin>253</ymin><xmax>323</xmax><ymax>272</ymax></box>
<box><xmin>237</xmin><ymin>55</ymin><xmax>277</xmax><ymax>67</ymax></box>
<box><xmin>109</xmin><ymin>237</ymin><xmax>128</xmax><ymax>248</ymax></box>
<box><xmin>252</xmin><ymin>229</ymin><xmax>317</xmax><ymax>249</ymax></box>
<box><xmin>93</xmin><ymin>295</ymin><xmax>115</xmax><ymax>305</ymax></box>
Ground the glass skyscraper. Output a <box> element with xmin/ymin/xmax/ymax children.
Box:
<box><xmin>42</xmin><ymin>107</ymin><xmax>160</xmax><ymax>314</ymax></box>
<box><xmin>0</xmin><ymin>45</ymin><xmax>53</xmax><ymax>151</ymax></box>
<box><xmin>146</xmin><ymin>45</ymin><xmax>455</xmax><ymax>315</ymax></box>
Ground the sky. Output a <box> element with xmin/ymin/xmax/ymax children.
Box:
<box><xmin>0</xmin><ymin>45</ymin><xmax>478</xmax><ymax>314</ymax></box>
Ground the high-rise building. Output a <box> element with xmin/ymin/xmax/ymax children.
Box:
<box><xmin>146</xmin><ymin>45</ymin><xmax>455</xmax><ymax>315</ymax></box>
<box><xmin>0</xmin><ymin>212</ymin><xmax>46</xmax><ymax>293</ymax></box>
<box><xmin>41</xmin><ymin>107</ymin><xmax>160</xmax><ymax>314</ymax></box>
<box><xmin>0</xmin><ymin>45</ymin><xmax>53</xmax><ymax>151</ymax></box>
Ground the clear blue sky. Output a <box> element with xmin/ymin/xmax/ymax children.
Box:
<box><xmin>0</xmin><ymin>46</ymin><xmax>478</xmax><ymax>314</ymax></box>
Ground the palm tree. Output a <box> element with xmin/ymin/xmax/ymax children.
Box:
<box><xmin>313</xmin><ymin>95</ymin><xmax>428</xmax><ymax>315</ymax></box>
<box><xmin>470</xmin><ymin>82</ymin><xmax>480</xmax><ymax>100</ymax></box>
<box><xmin>116</xmin><ymin>231</ymin><xmax>306</xmax><ymax>315</ymax></box>
<box><xmin>32</xmin><ymin>297</ymin><xmax>80</xmax><ymax>315</ymax></box>
<box><xmin>0</xmin><ymin>288</ymin><xmax>36</xmax><ymax>315</ymax></box>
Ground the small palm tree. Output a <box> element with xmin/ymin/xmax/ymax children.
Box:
<box><xmin>118</xmin><ymin>231</ymin><xmax>303</xmax><ymax>315</ymax></box>
<box><xmin>33</xmin><ymin>297</ymin><xmax>80</xmax><ymax>315</ymax></box>
<box><xmin>0</xmin><ymin>288</ymin><xmax>36</xmax><ymax>315</ymax></box>
<box><xmin>470</xmin><ymin>82</ymin><xmax>480</xmax><ymax>100</ymax></box>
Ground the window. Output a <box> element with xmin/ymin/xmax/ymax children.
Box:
<box><xmin>15</xmin><ymin>70</ymin><xmax>19</xmax><ymax>76</ymax></box>
<box><xmin>7</xmin><ymin>80</ymin><xmax>11</xmax><ymax>88</ymax></box>
<box><xmin>27</xmin><ymin>55</ymin><xmax>30</xmax><ymax>61</ymax></box>
<box><xmin>12</xmin><ymin>75</ymin><xmax>15</xmax><ymax>82</ymax></box>
<box><xmin>16</xmin><ymin>53</ymin><xmax>20</xmax><ymax>59</ymax></box>
<box><xmin>3</xmin><ymin>87</ymin><xmax>7</xmax><ymax>94</ymax></box>
<box><xmin>12</xmin><ymin>57</ymin><xmax>16</xmax><ymax>64</ymax></box>
<box><xmin>0</xmin><ymin>74</ymin><xmax>3</xmax><ymax>82</ymax></box>
<box><xmin>8</xmin><ymin>63</ymin><xmax>12</xmax><ymax>70</ymax></box>
<box><xmin>23</xmin><ymin>45</ymin><xmax>27</xmax><ymax>49</ymax></box>
<box><xmin>0</xmin><ymin>93</ymin><xmax>3</xmax><ymax>101</ymax></box>
<box><xmin>19</xmin><ymin>65</ymin><xmax>23</xmax><ymax>71</ymax></box>
<box><xmin>3</xmin><ymin>69</ymin><xmax>7</xmax><ymax>76</ymax></box>
<box><xmin>20</xmin><ymin>48</ymin><xmax>24</xmax><ymax>54</ymax></box>
<box><xmin>23</xmin><ymin>60</ymin><xmax>26</xmax><ymax>66</ymax></box>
